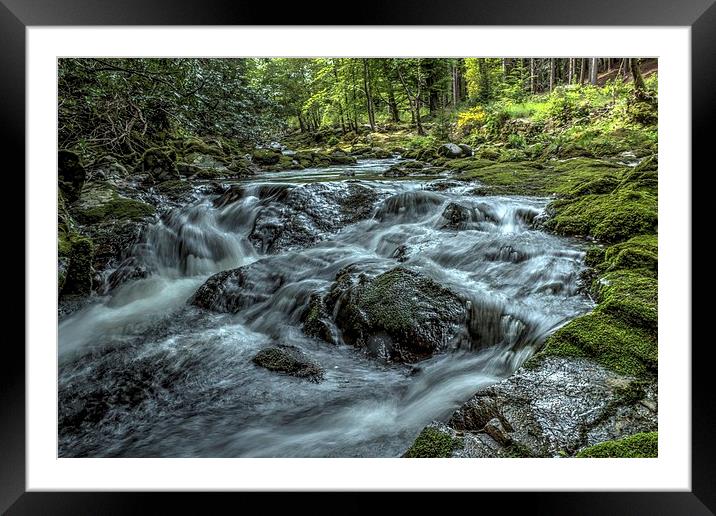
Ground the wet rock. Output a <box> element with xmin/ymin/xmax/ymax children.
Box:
<box><xmin>427</xmin><ymin>356</ymin><xmax>658</xmax><ymax>457</ymax></box>
<box><xmin>252</xmin><ymin>345</ymin><xmax>324</xmax><ymax>383</ymax></box>
<box><xmin>374</xmin><ymin>191</ymin><xmax>444</xmax><ymax>222</ymax></box>
<box><xmin>326</xmin><ymin>266</ymin><xmax>468</xmax><ymax>362</ymax></box>
<box><xmin>189</xmin><ymin>260</ymin><xmax>285</xmax><ymax>313</ymax></box>
<box><xmin>438</xmin><ymin>202</ymin><xmax>497</xmax><ymax>230</ymax></box>
<box><xmin>216</xmin><ymin>182</ymin><xmax>380</xmax><ymax>254</ymax></box>
<box><xmin>302</xmin><ymin>293</ymin><xmax>336</xmax><ymax>344</ymax></box>
<box><xmin>391</xmin><ymin>244</ymin><xmax>410</xmax><ymax>263</ymax></box>
<box><xmin>58</xmin><ymin>150</ymin><xmax>86</xmax><ymax>202</ymax></box>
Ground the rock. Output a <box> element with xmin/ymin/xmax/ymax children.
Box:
<box><xmin>252</xmin><ymin>345</ymin><xmax>324</xmax><ymax>383</ymax></box>
<box><xmin>73</xmin><ymin>182</ymin><xmax>156</xmax><ymax>225</ymax></box>
<box><xmin>142</xmin><ymin>147</ymin><xmax>179</xmax><ymax>182</ymax></box>
<box><xmin>326</xmin><ymin>266</ymin><xmax>468</xmax><ymax>362</ymax></box>
<box><xmin>251</xmin><ymin>148</ymin><xmax>282</xmax><ymax>165</ymax></box>
<box><xmin>370</xmin><ymin>147</ymin><xmax>393</xmax><ymax>159</ymax></box>
<box><xmin>189</xmin><ymin>259</ymin><xmax>285</xmax><ymax>313</ymax></box>
<box><xmin>458</xmin><ymin>144</ymin><xmax>474</xmax><ymax>157</ymax></box>
<box><xmin>373</xmin><ymin>190</ymin><xmax>444</xmax><ymax>222</ymax></box>
<box><xmin>214</xmin><ymin>182</ymin><xmax>380</xmax><ymax>254</ymax></box>
<box><xmin>91</xmin><ymin>155</ymin><xmax>129</xmax><ymax>182</ymax></box>
<box><xmin>60</xmin><ymin>235</ymin><xmax>94</xmax><ymax>296</ymax></box>
<box><xmin>441</xmin><ymin>356</ymin><xmax>658</xmax><ymax>457</ymax></box>
<box><xmin>58</xmin><ymin>150</ymin><xmax>86</xmax><ymax>202</ymax></box>
<box><xmin>383</xmin><ymin>165</ymin><xmax>409</xmax><ymax>178</ymax></box>
<box><xmin>438</xmin><ymin>202</ymin><xmax>497</xmax><ymax>230</ymax></box>
<box><xmin>301</xmin><ymin>293</ymin><xmax>336</xmax><ymax>344</ymax></box>
<box><xmin>437</xmin><ymin>143</ymin><xmax>464</xmax><ymax>159</ymax></box>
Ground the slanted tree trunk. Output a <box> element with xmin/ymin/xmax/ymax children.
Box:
<box><xmin>630</xmin><ymin>58</ymin><xmax>646</xmax><ymax>94</ymax></box>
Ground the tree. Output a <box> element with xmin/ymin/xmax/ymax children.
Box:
<box><xmin>590</xmin><ymin>57</ymin><xmax>598</xmax><ymax>85</ymax></box>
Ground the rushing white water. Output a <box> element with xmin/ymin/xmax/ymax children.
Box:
<box><xmin>58</xmin><ymin>159</ymin><xmax>593</xmax><ymax>457</ymax></box>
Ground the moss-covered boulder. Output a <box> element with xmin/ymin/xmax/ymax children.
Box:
<box><xmin>327</xmin><ymin>266</ymin><xmax>468</xmax><ymax>362</ymax></box>
<box><xmin>61</xmin><ymin>235</ymin><xmax>94</xmax><ymax>296</ymax></box>
<box><xmin>142</xmin><ymin>147</ymin><xmax>178</xmax><ymax>181</ymax></box>
<box><xmin>73</xmin><ymin>183</ymin><xmax>156</xmax><ymax>225</ymax></box>
<box><xmin>576</xmin><ymin>431</ymin><xmax>657</xmax><ymax>458</ymax></box>
<box><xmin>252</xmin><ymin>345</ymin><xmax>324</xmax><ymax>383</ymax></box>
<box><xmin>251</xmin><ymin>148</ymin><xmax>282</xmax><ymax>165</ymax></box>
<box><xmin>403</xmin><ymin>426</ymin><xmax>458</xmax><ymax>458</ymax></box>
<box><xmin>58</xmin><ymin>150</ymin><xmax>86</xmax><ymax>203</ymax></box>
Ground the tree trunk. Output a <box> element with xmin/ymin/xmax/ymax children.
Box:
<box><xmin>589</xmin><ymin>57</ymin><xmax>598</xmax><ymax>85</ymax></box>
<box><xmin>549</xmin><ymin>58</ymin><xmax>556</xmax><ymax>91</ymax></box>
<box><xmin>579</xmin><ymin>58</ymin><xmax>587</xmax><ymax>84</ymax></box>
<box><xmin>383</xmin><ymin>61</ymin><xmax>400</xmax><ymax>122</ymax></box>
<box><xmin>568</xmin><ymin>58</ymin><xmax>574</xmax><ymax>84</ymax></box>
<box><xmin>530</xmin><ymin>58</ymin><xmax>536</xmax><ymax>94</ymax></box>
<box><xmin>363</xmin><ymin>59</ymin><xmax>376</xmax><ymax>131</ymax></box>
<box><xmin>630</xmin><ymin>58</ymin><xmax>646</xmax><ymax>97</ymax></box>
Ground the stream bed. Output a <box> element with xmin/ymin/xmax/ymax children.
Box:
<box><xmin>58</xmin><ymin>159</ymin><xmax>594</xmax><ymax>457</ymax></box>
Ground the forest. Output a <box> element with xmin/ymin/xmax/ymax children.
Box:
<box><xmin>57</xmin><ymin>57</ymin><xmax>658</xmax><ymax>459</ymax></box>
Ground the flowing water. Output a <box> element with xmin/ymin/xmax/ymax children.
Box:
<box><xmin>58</xmin><ymin>159</ymin><xmax>594</xmax><ymax>457</ymax></box>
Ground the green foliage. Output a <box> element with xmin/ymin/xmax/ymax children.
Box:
<box><xmin>576</xmin><ymin>432</ymin><xmax>657</xmax><ymax>458</ymax></box>
<box><xmin>403</xmin><ymin>427</ymin><xmax>457</xmax><ymax>458</ymax></box>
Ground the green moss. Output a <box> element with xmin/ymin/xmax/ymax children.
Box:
<box><xmin>601</xmin><ymin>235</ymin><xmax>657</xmax><ymax>274</ymax></box>
<box><xmin>142</xmin><ymin>147</ymin><xmax>177</xmax><ymax>171</ymax></box>
<box><xmin>252</xmin><ymin>148</ymin><xmax>281</xmax><ymax>165</ymax></box>
<box><xmin>576</xmin><ymin>432</ymin><xmax>657</xmax><ymax>458</ymax></box>
<box><xmin>252</xmin><ymin>345</ymin><xmax>324</xmax><ymax>383</ymax></box>
<box><xmin>78</xmin><ymin>196</ymin><xmax>155</xmax><ymax>224</ymax></box>
<box><xmin>502</xmin><ymin>442</ymin><xmax>535</xmax><ymax>458</ymax></box>
<box><xmin>537</xmin><ymin>311</ymin><xmax>657</xmax><ymax>377</ymax></box>
<box><xmin>181</xmin><ymin>138</ymin><xmax>226</xmax><ymax>158</ymax></box>
<box><xmin>403</xmin><ymin>427</ymin><xmax>457</xmax><ymax>458</ymax></box>
<box><xmin>546</xmin><ymin>185</ymin><xmax>657</xmax><ymax>243</ymax></box>
<box><xmin>156</xmin><ymin>179</ymin><xmax>194</xmax><ymax>197</ymax></box>
<box><xmin>595</xmin><ymin>270</ymin><xmax>658</xmax><ymax>335</ymax></box>
<box><xmin>62</xmin><ymin>235</ymin><xmax>94</xmax><ymax>295</ymax></box>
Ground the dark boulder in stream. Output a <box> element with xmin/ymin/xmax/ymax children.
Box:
<box><xmin>321</xmin><ymin>266</ymin><xmax>469</xmax><ymax>363</ymax></box>
<box><xmin>252</xmin><ymin>345</ymin><xmax>324</xmax><ymax>383</ymax></box>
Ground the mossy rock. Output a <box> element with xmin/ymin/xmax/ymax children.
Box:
<box><xmin>595</xmin><ymin>270</ymin><xmax>658</xmax><ymax>335</ymax></box>
<box><xmin>475</xmin><ymin>146</ymin><xmax>501</xmax><ymax>161</ymax></box>
<box><xmin>142</xmin><ymin>147</ymin><xmax>178</xmax><ymax>181</ymax></box>
<box><xmin>58</xmin><ymin>150</ymin><xmax>86</xmax><ymax>203</ymax></box>
<box><xmin>251</xmin><ymin>148</ymin><xmax>282</xmax><ymax>165</ymax></box>
<box><xmin>546</xmin><ymin>184</ymin><xmax>657</xmax><ymax>242</ymax></box>
<box><xmin>155</xmin><ymin>179</ymin><xmax>194</xmax><ymax>199</ymax></box>
<box><xmin>601</xmin><ymin>234</ymin><xmax>657</xmax><ymax>274</ymax></box>
<box><xmin>61</xmin><ymin>235</ymin><xmax>94</xmax><ymax>296</ymax></box>
<box><xmin>76</xmin><ymin>195</ymin><xmax>155</xmax><ymax>225</ymax></box>
<box><xmin>403</xmin><ymin>427</ymin><xmax>458</xmax><ymax>458</ymax></box>
<box><xmin>181</xmin><ymin>138</ymin><xmax>226</xmax><ymax>158</ymax></box>
<box><xmin>576</xmin><ymin>432</ymin><xmax>657</xmax><ymax>458</ymax></box>
<box><xmin>331</xmin><ymin>266</ymin><xmax>467</xmax><ymax>362</ymax></box>
<box><xmin>252</xmin><ymin>345</ymin><xmax>324</xmax><ymax>383</ymax></box>
<box><xmin>537</xmin><ymin>311</ymin><xmax>657</xmax><ymax>377</ymax></box>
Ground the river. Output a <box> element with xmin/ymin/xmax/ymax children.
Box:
<box><xmin>58</xmin><ymin>158</ymin><xmax>594</xmax><ymax>457</ymax></box>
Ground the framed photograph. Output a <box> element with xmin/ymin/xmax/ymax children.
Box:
<box><xmin>4</xmin><ymin>0</ymin><xmax>711</xmax><ymax>513</ymax></box>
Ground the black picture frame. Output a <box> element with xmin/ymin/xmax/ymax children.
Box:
<box><xmin>3</xmin><ymin>1</ymin><xmax>711</xmax><ymax>513</ymax></box>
